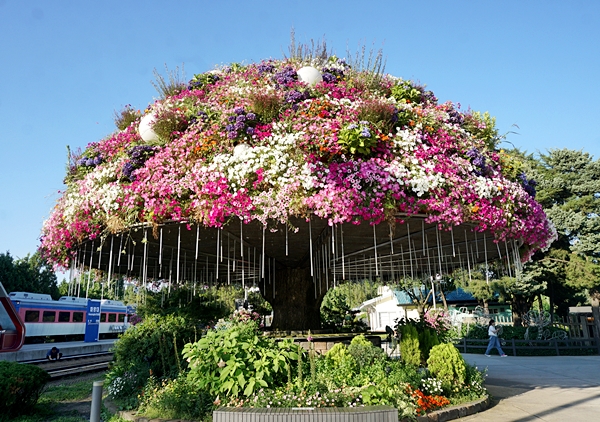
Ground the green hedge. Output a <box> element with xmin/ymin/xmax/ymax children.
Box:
<box><xmin>0</xmin><ymin>361</ymin><xmax>50</xmax><ymax>420</ymax></box>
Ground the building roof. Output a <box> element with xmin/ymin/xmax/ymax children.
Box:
<box><xmin>444</xmin><ymin>288</ymin><xmax>477</xmax><ymax>302</ymax></box>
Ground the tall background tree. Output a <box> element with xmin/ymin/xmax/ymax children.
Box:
<box><xmin>518</xmin><ymin>148</ymin><xmax>600</xmax><ymax>332</ymax></box>
<box><xmin>0</xmin><ymin>251</ymin><xmax>59</xmax><ymax>298</ymax></box>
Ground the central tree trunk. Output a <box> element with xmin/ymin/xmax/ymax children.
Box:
<box><xmin>260</xmin><ymin>267</ymin><xmax>326</xmax><ymax>331</ymax></box>
<box><xmin>511</xmin><ymin>294</ymin><xmax>534</xmax><ymax>327</ymax></box>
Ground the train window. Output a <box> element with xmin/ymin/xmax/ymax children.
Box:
<box><xmin>59</xmin><ymin>311</ymin><xmax>71</xmax><ymax>322</ymax></box>
<box><xmin>43</xmin><ymin>311</ymin><xmax>56</xmax><ymax>322</ymax></box>
<box><xmin>25</xmin><ymin>310</ymin><xmax>40</xmax><ymax>322</ymax></box>
<box><xmin>73</xmin><ymin>312</ymin><xmax>84</xmax><ymax>322</ymax></box>
<box><xmin>118</xmin><ymin>314</ymin><xmax>125</xmax><ymax>323</ymax></box>
<box><xmin>100</xmin><ymin>313</ymin><xmax>107</xmax><ymax>322</ymax></box>
<box><xmin>108</xmin><ymin>313</ymin><xmax>117</xmax><ymax>322</ymax></box>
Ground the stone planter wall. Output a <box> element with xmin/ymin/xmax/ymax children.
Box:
<box><xmin>295</xmin><ymin>334</ymin><xmax>382</xmax><ymax>354</ymax></box>
<box><xmin>213</xmin><ymin>405</ymin><xmax>397</xmax><ymax>422</ymax></box>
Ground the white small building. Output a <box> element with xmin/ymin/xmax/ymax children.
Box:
<box><xmin>358</xmin><ymin>286</ymin><xmax>420</xmax><ymax>331</ymax></box>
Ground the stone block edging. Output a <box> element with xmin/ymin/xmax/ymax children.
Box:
<box><xmin>114</xmin><ymin>395</ymin><xmax>490</xmax><ymax>422</ymax></box>
<box><xmin>409</xmin><ymin>395</ymin><xmax>491</xmax><ymax>422</ymax></box>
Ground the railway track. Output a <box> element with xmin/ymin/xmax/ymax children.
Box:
<box><xmin>25</xmin><ymin>352</ymin><xmax>114</xmax><ymax>379</ymax></box>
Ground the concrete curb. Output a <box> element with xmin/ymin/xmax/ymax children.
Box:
<box><xmin>113</xmin><ymin>395</ymin><xmax>491</xmax><ymax>422</ymax></box>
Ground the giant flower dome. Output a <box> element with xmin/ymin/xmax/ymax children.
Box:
<box><xmin>40</xmin><ymin>54</ymin><xmax>556</xmax><ymax>328</ymax></box>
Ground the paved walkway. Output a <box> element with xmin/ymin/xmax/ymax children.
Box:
<box><xmin>457</xmin><ymin>353</ymin><xmax>600</xmax><ymax>421</ymax></box>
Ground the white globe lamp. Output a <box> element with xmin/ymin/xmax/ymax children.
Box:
<box><xmin>138</xmin><ymin>112</ymin><xmax>159</xmax><ymax>142</ymax></box>
<box><xmin>297</xmin><ymin>66</ymin><xmax>323</xmax><ymax>86</ymax></box>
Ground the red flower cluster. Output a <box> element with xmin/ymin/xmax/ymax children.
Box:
<box><xmin>407</xmin><ymin>385</ymin><xmax>450</xmax><ymax>415</ymax></box>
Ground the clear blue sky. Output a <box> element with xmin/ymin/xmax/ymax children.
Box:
<box><xmin>1</xmin><ymin>0</ymin><xmax>599</xmax><ymax>262</ymax></box>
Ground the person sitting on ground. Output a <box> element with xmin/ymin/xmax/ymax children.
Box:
<box><xmin>46</xmin><ymin>346</ymin><xmax>63</xmax><ymax>361</ymax></box>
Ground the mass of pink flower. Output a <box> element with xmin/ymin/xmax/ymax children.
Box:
<box><xmin>40</xmin><ymin>57</ymin><xmax>556</xmax><ymax>269</ymax></box>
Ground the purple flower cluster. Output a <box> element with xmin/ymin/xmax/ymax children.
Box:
<box><xmin>77</xmin><ymin>155</ymin><xmax>103</xmax><ymax>167</ymax></box>
<box><xmin>466</xmin><ymin>148</ymin><xmax>491</xmax><ymax>176</ymax></box>
<box><xmin>321</xmin><ymin>66</ymin><xmax>345</xmax><ymax>83</ymax></box>
<box><xmin>225</xmin><ymin>107</ymin><xmax>257</xmax><ymax>139</ymax></box>
<box><xmin>273</xmin><ymin>66</ymin><xmax>297</xmax><ymax>86</ymax></box>
<box><xmin>189</xmin><ymin>110</ymin><xmax>209</xmax><ymax>125</ymax></box>
<box><xmin>446</xmin><ymin>108</ymin><xmax>464</xmax><ymax>126</ymax></box>
<box><xmin>122</xmin><ymin>145</ymin><xmax>157</xmax><ymax>182</ymax></box>
<box><xmin>285</xmin><ymin>89</ymin><xmax>307</xmax><ymax>105</ymax></box>
<box><xmin>359</xmin><ymin>122</ymin><xmax>372</xmax><ymax>138</ymax></box>
<box><xmin>257</xmin><ymin>60</ymin><xmax>276</xmax><ymax>75</ymax></box>
<box><xmin>187</xmin><ymin>73</ymin><xmax>219</xmax><ymax>91</ymax></box>
<box><xmin>518</xmin><ymin>172</ymin><xmax>537</xmax><ymax>197</ymax></box>
<box><xmin>410</xmin><ymin>82</ymin><xmax>437</xmax><ymax>104</ymax></box>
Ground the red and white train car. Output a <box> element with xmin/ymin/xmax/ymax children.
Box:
<box><xmin>0</xmin><ymin>283</ymin><xmax>25</xmax><ymax>352</ymax></box>
<box><xmin>9</xmin><ymin>292</ymin><xmax>130</xmax><ymax>343</ymax></box>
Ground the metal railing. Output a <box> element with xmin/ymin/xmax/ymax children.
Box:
<box><xmin>455</xmin><ymin>337</ymin><xmax>600</xmax><ymax>356</ymax></box>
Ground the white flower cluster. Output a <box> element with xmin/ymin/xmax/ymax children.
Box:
<box><xmin>211</xmin><ymin>132</ymin><xmax>313</xmax><ymax>191</ymax></box>
<box><xmin>420</xmin><ymin>377</ymin><xmax>444</xmax><ymax>395</ymax></box>
<box><xmin>62</xmin><ymin>161</ymin><xmax>124</xmax><ymax>222</ymax></box>
<box><xmin>393</xmin><ymin>127</ymin><xmax>421</xmax><ymax>152</ymax></box>
<box><xmin>407</xmin><ymin>163</ymin><xmax>445</xmax><ymax>197</ymax></box>
<box><xmin>473</xmin><ymin>176</ymin><xmax>501</xmax><ymax>199</ymax></box>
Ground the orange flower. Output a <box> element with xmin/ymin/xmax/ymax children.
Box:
<box><xmin>472</xmin><ymin>205</ymin><xmax>480</xmax><ymax>213</ymax></box>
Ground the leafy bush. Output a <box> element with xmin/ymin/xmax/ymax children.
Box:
<box><xmin>319</xmin><ymin>343</ymin><xmax>357</xmax><ymax>388</ymax></box>
<box><xmin>320</xmin><ymin>281</ymin><xmax>377</xmax><ymax>332</ymax></box>
<box><xmin>138</xmin><ymin>376</ymin><xmax>213</xmax><ymax>421</ymax></box>
<box><xmin>183</xmin><ymin>319</ymin><xmax>301</xmax><ymax>397</ymax></box>
<box><xmin>459</xmin><ymin>363</ymin><xmax>487</xmax><ymax>402</ymax></box>
<box><xmin>426</xmin><ymin>343</ymin><xmax>467</xmax><ymax>394</ymax></box>
<box><xmin>459</xmin><ymin>322</ymin><xmax>488</xmax><ymax>339</ymax></box>
<box><xmin>400</xmin><ymin>324</ymin><xmax>421</xmax><ymax>366</ymax></box>
<box><xmin>0</xmin><ymin>361</ymin><xmax>50</xmax><ymax>420</ymax></box>
<box><xmin>347</xmin><ymin>334</ymin><xmax>385</xmax><ymax>370</ymax></box>
<box><xmin>462</xmin><ymin>323</ymin><xmax>528</xmax><ymax>340</ymax></box>
<box><xmin>419</xmin><ymin>328</ymin><xmax>440</xmax><ymax>362</ymax></box>
<box><xmin>361</xmin><ymin>381</ymin><xmax>416</xmax><ymax>418</ymax></box>
<box><xmin>225</xmin><ymin>383</ymin><xmax>363</xmax><ymax>409</ymax></box>
<box><xmin>106</xmin><ymin>313</ymin><xmax>197</xmax><ymax>405</ymax></box>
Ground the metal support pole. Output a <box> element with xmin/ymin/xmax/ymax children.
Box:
<box><xmin>90</xmin><ymin>380</ymin><xmax>104</xmax><ymax>422</ymax></box>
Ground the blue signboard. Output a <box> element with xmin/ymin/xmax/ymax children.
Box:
<box><xmin>84</xmin><ymin>300</ymin><xmax>101</xmax><ymax>342</ymax></box>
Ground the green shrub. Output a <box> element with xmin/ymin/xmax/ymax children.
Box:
<box><xmin>318</xmin><ymin>343</ymin><xmax>357</xmax><ymax>388</ymax></box>
<box><xmin>348</xmin><ymin>334</ymin><xmax>385</xmax><ymax>370</ymax></box>
<box><xmin>138</xmin><ymin>376</ymin><xmax>213</xmax><ymax>421</ymax></box>
<box><xmin>360</xmin><ymin>381</ymin><xmax>416</xmax><ymax>419</ymax></box>
<box><xmin>106</xmin><ymin>313</ymin><xmax>197</xmax><ymax>405</ymax></box>
<box><xmin>459</xmin><ymin>363</ymin><xmax>487</xmax><ymax>402</ymax></box>
<box><xmin>386</xmin><ymin>358</ymin><xmax>425</xmax><ymax>388</ymax></box>
<box><xmin>183</xmin><ymin>320</ymin><xmax>300</xmax><ymax>397</ymax></box>
<box><xmin>426</xmin><ymin>343</ymin><xmax>467</xmax><ymax>394</ymax></box>
<box><xmin>400</xmin><ymin>324</ymin><xmax>421</xmax><ymax>366</ymax></box>
<box><xmin>460</xmin><ymin>323</ymin><xmax>487</xmax><ymax>339</ymax></box>
<box><xmin>419</xmin><ymin>328</ymin><xmax>440</xmax><ymax>362</ymax></box>
<box><xmin>0</xmin><ymin>361</ymin><xmax>50</xmax><ymax>420</ymax></box>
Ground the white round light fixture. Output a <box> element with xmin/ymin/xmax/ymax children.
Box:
<box><xmin>138</xmin><ymin>112</ymin><xmax>159</xmax><ymax>142</ymax></box>
<box><xmin>297</xmin><ymin>66</ymin><xmax>323</xmax><ymax>86</ymax></box>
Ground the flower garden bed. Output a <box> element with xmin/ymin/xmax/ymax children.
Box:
<box><xmin>108</xmin><ymin>313</ymin><xmax>488</xmax><ymax>421</ymax></box>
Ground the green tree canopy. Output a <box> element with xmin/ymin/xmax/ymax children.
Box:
<box><xmin>518</xmin><ymin>148</ymin><xmax>600</xmax><ymax>327</ymax></box>
<box><xmin>0</xmin><ymin>251</ymin><xmax>59</xmax><ymax>298</ymax></box>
